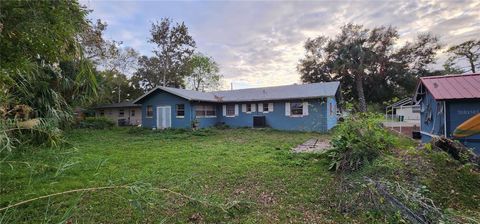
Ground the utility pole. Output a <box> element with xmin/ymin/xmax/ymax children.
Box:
<box><xmin>118</xmin><ymin>85</ymin><xmax>121</xmax><ymax>103</ymax></box>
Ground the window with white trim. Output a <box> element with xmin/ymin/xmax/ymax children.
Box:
<box><xmin>263</xmin><ymin>103</ymin><xmax>269</xmax><ymax>112</ymax></box>
<box><xmin>290</xmin><ymin>102</ymin><xmax>303</xmax><ymax>115</ymax></box>
<box><xmin>246</xmin><ymin>104</ymin><xmax>252</xmax><ymax>112</ymax></box>
<box><xmin>176</xmin><ymin>104</ymin><xmax>185</xmax><ymax>117</ymax></box>
<box><xmin>226</xmin><ymin>104</ymin><xmax>235</xmax><ymax>116</ymax></box>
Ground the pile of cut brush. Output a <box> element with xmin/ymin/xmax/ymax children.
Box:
<box><xmin>430</xmin><ymin>136</ymin><xmax>480</xmax><ymax>167</ymax></box>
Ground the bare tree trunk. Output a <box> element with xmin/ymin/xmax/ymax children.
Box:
<box><xmin>468</xmin><ymin>57</ymin><xmax>476</xmax><ymax>73</ymax></box>
<box><xmin>355</xmin><ymin>73</ymin><xmax>367</xmax><ymax>112</ymax></box>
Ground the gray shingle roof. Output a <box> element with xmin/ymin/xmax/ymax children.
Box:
<box><xmin>133</xmin><ymin>81</ymin><xmax>340</xmax><ymax>103</ymax></box>
<box><xmin>93</xmin><ymin>101</ymin><xmax>141</xmax><ymax>109</ymax></box>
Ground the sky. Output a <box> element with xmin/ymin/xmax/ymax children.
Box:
<box><xmin>80</xmin><ymin>0</ymin><xmax>480</xmax><ymax>90</ymax></box>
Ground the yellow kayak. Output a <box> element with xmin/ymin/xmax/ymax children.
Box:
<box><xmin>453</xmin><ymin>113</ymin><xmax>480</xmax><ymax>138</ymax></box>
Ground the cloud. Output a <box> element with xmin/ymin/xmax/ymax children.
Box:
<box><xmin>82</xmin><ymin>0</ymin><xmax>480</xmax><ymax>89</ymax></box>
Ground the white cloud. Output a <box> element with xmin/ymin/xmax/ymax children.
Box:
<box><xmin>83</xmin><ymin>0</ymin><xmax>480</xmax><ymax>89</ymax></box>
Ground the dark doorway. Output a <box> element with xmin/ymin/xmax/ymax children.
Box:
<box><xmin>253</xmin><ymin>116</ymin><xmax>266</xmax><ymax>128</ymax></box>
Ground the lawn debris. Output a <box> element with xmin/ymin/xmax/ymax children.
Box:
<box><xmin>0</xmin><ymin>183</ymin><xmax>239</xmax><ymax>214</ymax></box>
<box><xmin>430</xmin><ymin>136</ymin><xmax>480</xmax><ymax>166</ymax></box>
<box><xmin>366</xmin><ymin>178</ymin><xmax>450</xmax><ymax>224</ymax></box>
<box><xmin>188</xmin><ymin>212</ymin><xmax>203</xmax><ymax>223</ymax></box>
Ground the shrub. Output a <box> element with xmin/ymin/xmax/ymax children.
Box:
<box><xmin>327</xmin><ymin>113</ymin><xmax>396</xmax><ymax>172</ymax></box>
<box><xmin>77</xmin><ymin>117</ymin><xmax>115</xmax><ymax>129</ymax></box>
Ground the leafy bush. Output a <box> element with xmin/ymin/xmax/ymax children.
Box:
<box><xmin>77</xmin><ymin>117</ymin><xmax>115</xmax><ymax>129</ymax></box>
<box><xmin>327</xmin><ymin>113</ymin><xmax>396</xmax><ymax>172</ymax></box>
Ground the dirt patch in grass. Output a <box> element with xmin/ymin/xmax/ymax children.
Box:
<box><xmin>292</xmin><ymin>138</ymin><xmax>331</xmax><ymax>153</ymax></box>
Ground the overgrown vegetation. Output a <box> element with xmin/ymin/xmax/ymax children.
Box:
<box><xmin>0</xmin><ymin>1</ymin><xmax>97</xmax><ymax>150</ymax></box>
<box><xmin>327</xmin><ymin>114</ymin><xmax>397</xmax><ymax>172</ymax></box>
<box><xmin>322</xmin><ymin>114</ymin><xmax>480</xmax><ymax>223</ymax></box>
<box><xmin>0</xmin><ymin>117</ymin><xmax>64</xmax><ymax>152</ymax></box>
<box><xmin>1</xmin><ymin>128</ymin><xmax>478</xmax><ymax>223</ymax></box>
<box><xmin>77</xmin><ymin>117</ymin><xmax>115</xmax><ymax>129</ymax></box>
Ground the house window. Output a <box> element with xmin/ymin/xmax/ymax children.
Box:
<box><xmin>146</xmin><ymin>105</ymin><xmax>153</xmax><ymax>118</ymax></box>
<box><xmin>176</xmin><ymin>104</ymin><xmax>185</xmax><ymax>117</ymax></box>
<box><xmin>99</xmin><ymin>110</ymin><xmax>105</xmax><ymax>116</ymax></box>
<box><xmin>263</xmin><ymin>104</ymin><xmax>269</xmax><ymax>112</ymax></box>
<box><xmin>196</xmin><ymin>105</ymin><xmax>216</xmax><ymax>117</ymax></box>
<box><xmin>206</xmin><ymin>105</ymin><xmax>215</xmax><ymax>116</ymax></box>
<box><xmin>226</xmin><ymin>104</ymin><xmax>235</xmax><ymax>116</ymax></box>
<box><xmin>119</xmin><ymin>109</ymin><xmax>124</xmax><ymax>117</ymax></box>
<box><xmin>290</xmin><ymin>102</ymin><xmax>303</xmax><ymax>115</ymax></box>
<box><xmin>131</xmin><ymin>110</ymin><xmax>135</xmax><ymax>116</ymax></box>
<box><xmin>246</xmin><ymin>104</ymin><xmax>252</xmax><ymax>112</ymax></box>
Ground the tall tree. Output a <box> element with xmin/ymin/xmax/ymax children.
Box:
<box><xmin>299</xmin><ymin>24</ymin><xmax>441</xmax><ymax>111</ymax></box>
<box><xmin>149</xmin><ymin>18</ymin><xmax>196</xmax><ymax>87</ymax></box>
<box><xmin>185</xmin><ymin>54</ymin><xmax>222</xmax><ymax>91</ymax></box>
<box><xmin>132</xmin><ymin>56</ymin><xmax>175</xmax><ymax>91</ymax></box>
<box><xmin>0</xmin><ymin>0</ymin><xmax>98</xmax><ymax>122</ymax></box>
<box><xmin>0</xmin><ymin>0</ymin><xmax>101</xmax><ymax>149</ymax></box>
<box><xmin>446</xmin><ymin>40</ymin><xmax>480</xmax><ymax>73</ymax></box>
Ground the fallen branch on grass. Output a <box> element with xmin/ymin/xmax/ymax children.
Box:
<box><xmin>0</xmin><ymin>184</ymin><xmax>237</xmax><ymax>213</ymax></box>
<box><xmin>430</xmin><ymin>136</ymin><xmax>480</xmax><ymax>166</ymax></box>
<box><xmin>366</xmin><ymin>178</ymin><xmax>448</xmax><ymax>224</ymax></box>
<box><xmin>0</xmin><ymin>160</ymin><xmax>55</xmax><ymax>169</ymax></box>
<box><xmin>0</xmin><ymin>185</ymin><xmax>129</xmax><ymax>212</ymax></box>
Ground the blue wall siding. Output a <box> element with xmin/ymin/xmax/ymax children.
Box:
<box><xmin>419</xmin><ymin>91</ymin><xmax>480</xmax><ymax>154</ymax></box>
<box><xmin>217</xmin><ymin>99</ymin><xmax>333</xmax><ymax>132</ymax></box>
<box><xmin>139</xmin><ymin>90</ymin><xmax>192</xmax><ymax>129</ymax></box>
<box><xmin>217</xmin><ymin>102</ymin><xmax>257</xmax><ymax>128</ymax></box>
<box><xmin>446</xmin><ymin>100</ymin><xmax>480</xmax><ymax>153</ymax></box>
<box><xmin>139</xmin><ymin>91</ymin><xmax>338</xmax><ymax>132</ymax></box>
<box><xmin>420</xmin><ymin>91</ymin><xmax>446</xmax><ymax>143</ymax></box>
<box><xmin>326</xmin><ymin>97</ymin><xmax>338</xmax><ymax>130</ymax></box>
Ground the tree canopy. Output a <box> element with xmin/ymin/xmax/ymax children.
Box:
<box><xmin>185</xmin><ymin>54</ymin><xmax>222</xmax><ymax>91</ymax></box>
<box><xmin>298</xmin><ymin>24</ymin><xmax>441</xmax><ymax>111</ymax></box>
<box><xmin>147</xmin><ymin>18</ymin><xmax>196</xmax><ymax>88</ymax></box>
<box><xmin>446</xmin><ymin>40</ymin><xmax>480</xmax><ymax>73</ymax></box>
<box><xmin>0</xmin><ymin>0</ymin><xmax>97</xmax><ymax>122</ymax></box>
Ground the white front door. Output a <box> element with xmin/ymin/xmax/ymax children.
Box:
<box><xmin>156</xmin><ymin>106</ymin><xmax>171</xmax><ymax>129</ymax></box>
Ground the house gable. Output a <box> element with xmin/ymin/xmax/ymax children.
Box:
<box><xmin>139</xmin><ymin>89</ymin><xmax>193</xmax><ymax>129</ymax></box>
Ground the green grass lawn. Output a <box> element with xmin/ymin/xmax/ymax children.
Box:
<box><xmin>1</xmin><ymin>128</ymin><xmax>479</xmax><ymax>223</ymax></box>
<box><xmin>1</xmin><ymin>128</ymin><xmax>336</xmax><ymax>223</ymax></box>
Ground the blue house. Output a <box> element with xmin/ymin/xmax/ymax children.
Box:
<box><xmin>132</xmin><ymin>82</ymin><xmax>340</xmax><ymax>132</ymax></box>
<box><xmin>414</xmin><ymin>73</ymin><xmax>480</xmax><ymax>153</ymax></box>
